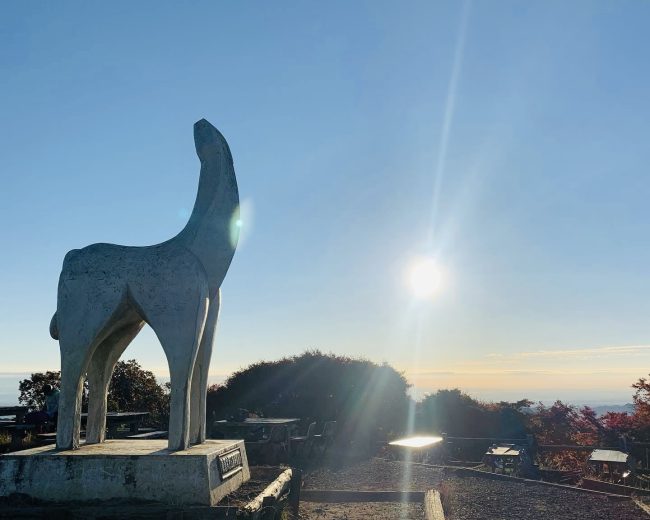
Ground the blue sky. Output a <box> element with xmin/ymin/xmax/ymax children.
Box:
<box><xmin>2</xmin><ymin>1</ymin><xmax>650</xmax><ymax>403</ymax></box>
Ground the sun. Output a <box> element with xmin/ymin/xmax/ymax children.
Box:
<box><xmin>407</xmin><ymin>256</ymin><xmax>444</xmax><ymax>300</ymax></box>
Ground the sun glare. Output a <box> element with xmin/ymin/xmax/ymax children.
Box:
<box><xmin>389</xmin><ymin>435</ymin><xmax>443</xmax><ymax>448</ymax></box>
<box><xmin>408</xmin><ymin>257</ymin><xmax>444</xmax><ymax>300</ymax></box>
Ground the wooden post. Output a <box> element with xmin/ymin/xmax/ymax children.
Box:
<box><xmin>243</xmin><ymin>469</ymin><xmax>293</xmax><ymax>519</ymax></box>
<box><xmin>289</xmin><ymin>468</ymin><xmax>302</xmax><ymax>517</ymax></box>
<box><xmin>10</xmin><ymin>428</ymin><xmax>24</xmax><ymax>450</ymax></box>
<box><xmin>424</xmin><ymin>489</ymin><xmax>445</xmax><ymax>520</ymax></box>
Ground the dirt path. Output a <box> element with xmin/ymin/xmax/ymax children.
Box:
<box><xmin>300</xmin><ymin>501</ymin><xmax>423</xmax><ymax>519</ymax></box>
<box><xmin>305</xmin><ymin>458</ymin><xmax>443</xmax><ymax>492</ymax></box>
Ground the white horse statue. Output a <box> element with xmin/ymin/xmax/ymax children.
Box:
<box><xmin>50</xmin><ymin>119</ymin><xmax>239</xmax><ymax>451</ymax></box>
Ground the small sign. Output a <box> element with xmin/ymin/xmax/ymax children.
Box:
<box><xmin>218</xmin><ymin>448</ymin><xmax>243</xmax><ymax>479</ymax></box>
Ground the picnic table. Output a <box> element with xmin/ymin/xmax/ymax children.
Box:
<box><xmin>214</xmin><ymin>418</ymin><xmax>300</xmax><ymax>464</ymax></box>
<box><xmin>81</xmin><ymin>411</ymin><xmax>149</xmax><ymax>439</ymax></box>
<box><xmin>215</xmin><ymin>418</ymin><xmax>300</xmax><ymax>426</ymax></box>
<box><xmin>213</xmin><ymin>418</ymin><xmax>300</xmax><ymax>441</ymax></box>
<box><xmin>0</xmin><ymin>406</ymin><xmax>29</xmax><ymax>424</ymax></box>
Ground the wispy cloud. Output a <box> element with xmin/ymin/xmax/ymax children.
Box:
<box><xmin>488</xmin><ymin>345</ymin><xmax>650</xmax><ymax>360</ymax></box>
<box><xmin>409</xmin><ymin>367</ymin><xmax>645</xmax><ymax>377</ymax></box>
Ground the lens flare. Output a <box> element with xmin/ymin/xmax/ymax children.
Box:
<box><xmin>229</xmin><ymin>207</ymin><xmax>241</xmax><ymax>249</ymax></box>
<box><xmin>229</xmin><ymin>198</ymin><xmax>254</xmax><ymax>249</ymax></box>
<box><xmin>407</xmin><ymin>257</ymin><xmax>444</xmax><ymax>300</ymax></box>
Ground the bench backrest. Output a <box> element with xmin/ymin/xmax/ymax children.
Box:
<box><xmin>322</xmin><ymin>421</ymin><xmax>337</xmax><ymax>437</ymax></box>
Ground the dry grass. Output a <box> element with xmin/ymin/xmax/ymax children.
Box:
<box><xmin>0</xmin><ymin>430</ymin><xmax>39</xmax><ymax>454</ymax></box>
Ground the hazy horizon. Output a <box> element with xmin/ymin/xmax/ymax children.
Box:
<box><xmin>0</xmin><ymin>349</ymin><xmax>640</xmax><ymax>408</ymax></box>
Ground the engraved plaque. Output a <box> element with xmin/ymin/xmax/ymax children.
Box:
<box><xmin>218</xmin><ymin>448</ymin><xmax>243</xmax><ymax>479</ymax></box>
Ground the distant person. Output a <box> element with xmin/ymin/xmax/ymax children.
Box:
<box><xmin>43</xmin><ymin>384</ymin><xmax>60</xmax><ymax>422</ymax></box>
<box><xmin>24</xmin><ymin>384</ymin><xmax>59</xmax><ymax>431</ymax></box>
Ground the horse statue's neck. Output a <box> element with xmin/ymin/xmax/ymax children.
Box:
<box><xmin>173</xmin><ymin>119</ymin><xmax>239</xmax><ymax>292</ymax></box>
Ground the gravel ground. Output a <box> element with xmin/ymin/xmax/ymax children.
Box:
<box><xmin>304</xmin><ymin>459</ymin><xmax>648</xmax><ymax>519</ymax></box>
<box><xmin>299</xmin><ymin>501</ymin><xmax>424</xmax><ymax>519</ymax></box>
<box><xmin>442</xmin><ymin>475</ymin><xmax>647</xmax><ymax>520</ymax></box>
<box><xmin>304</xmin><ymin>458</ymin><xmax>443</xmax><ymax>491</ymax></box>
<box><xmin>13</xmin><ymin>453</ymin><xmax>637</xmax><ymax>519</ymax></box>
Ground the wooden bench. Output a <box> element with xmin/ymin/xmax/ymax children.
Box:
<box><xmin>35</xmin><ymin>432</ymin><xmax>57</xmax><ymax>444</ymax></box>
<box><xmin>0</xmin><ymin>406</ymin><xmax>29</xmax><ymax>424</ymax></box>
<box><xmin>6</xmin><ymin>424</ymin><xmax>36</xmax><ymax>449</ymax></box>
<box><xmin>130</xmin><ymin>427</ymin><xmax>157</xmax><ymax>434</ymax></box>
<box><xmin>80</xmin><ymin>411</ymin><xmax>149</xmax><ymax>439</ymax></box>
<box><xmin>126</xmin><ymin>430</ymin><xmax>167</xmax><ymax>439</ymax></box>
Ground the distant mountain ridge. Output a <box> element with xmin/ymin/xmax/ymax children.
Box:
<box><xmin>520</xmin><ymin>402</ymin><xmax>636</xmax><ymax>416</ymax></box>
<box><xmin>587</xmin><ymin>403</ymin><xmax>635</xmax><ymax>416</ymax></box>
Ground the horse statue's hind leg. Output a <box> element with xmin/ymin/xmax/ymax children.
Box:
<box><xmin>54</xmin><ymin>268</ymin><xmax>127</xmax><ymax>450</ymax></box>
<box><xmin>85</xmin><ymin>319</ymin><xmax>144</xmax><ymax>444</ymax></box>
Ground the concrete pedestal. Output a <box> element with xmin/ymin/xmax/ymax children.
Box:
<box><xmin>0</xmin><ymin>439</ymin><xmax>249</xmax><ymax>506</ymax></box>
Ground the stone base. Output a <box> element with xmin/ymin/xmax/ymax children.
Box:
<box><xmin>0</xmin><ymin>439</ymin><xmax>249</xmax><ymax>506</ymax></box>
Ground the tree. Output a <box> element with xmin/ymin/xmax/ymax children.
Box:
<box><xmin>207</xmin><ymin>350</ymin><xmax>410</xmax><ymax>445</ymax></box>
<box><xmin>633</xmin><ymin>376</ymin><xmax>650</xmax><ymax>423</ymax></box>
<box><xmin>18</xmin><ymin>360</ymin><xmax>169</xmax><ymax>427</ymax></box>
<box><xmin>630</xmin><ymin>375</ymin><xmax>650</xmax><ymax>442</ymax></box>
<box><xmin>633</xmin><ymin>375</ymin><xmax>650</xmax><ymax>407</ymax></box>
<box><xmin>418</xmin><ymin>389</ymin><xmax>482</xmax><ymax>436</ymax></box>
<box><xmin>108</xmin><ymin>360</ymin><xmax>169</xmax><ymax>427</ymax></box>
<box><xmin>525</xmin><ymin>401</ymin><xmax>603</xmax><ymax>470</ymax></box>
<box><xmin>527</xmin><ymin>401</ymin><xmax>578</xmax><ymax>445</ymax></box>
<box><xmin>601</xmin><ymin>412</ymin><xmax>636</xmax><ymax>438</ymax></box>
<box><xmin>417</xmin><ymin>390</ymin><xmax>530</xmax><ymax>439</ymax></box>
<box><xmin>490</xmin><ymin>399</ymin><xmax>534</xmax><ymax>439</ymax></box>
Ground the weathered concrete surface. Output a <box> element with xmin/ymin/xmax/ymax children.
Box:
<box><xmin>0</xmin><ymin>439</ymin><xmax>250</xmax><ymax>505</ymax></box>
<box><xmin>50</xmin><ymin>119</ymin><xmax>240</xmax><ymax>451</ymax></box>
